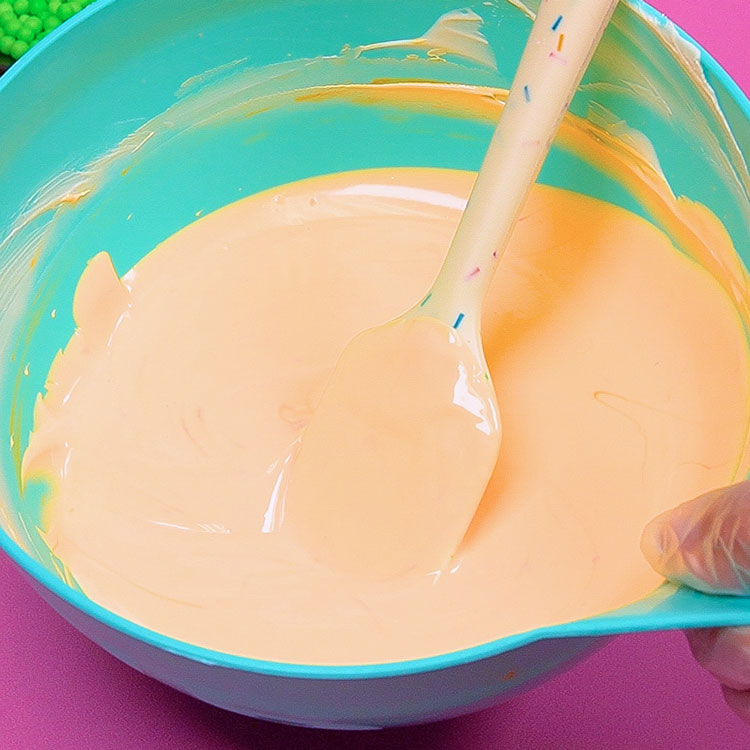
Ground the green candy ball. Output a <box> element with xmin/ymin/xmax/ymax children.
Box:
<box><xmin>25</xmin><ymin>15</ymin><xmax>41</xmax><ymax>31</ymax></box>
<box><xmin>17</xmin><ymin>12</ymin><xmax>27</xmax><ymax>20</ymax></box>
<box><xmin>0</xmin><ymin>1</ymin><xmax>13</xmax><ymax>14</ymax></box>
<box><xmin>56</xmin><ymin>2</ymin><xmax>73</xmax><ymax>20</ymax></box>
<box><xmin>0</xmin><ymin>11</ymin><xmax>15</xmax><ymax>28</ymax></box>
<box><xmin>4</xmin><ymin>16</ymin><xmax>20</xmax><ymax>34</ymax></box>
<box><xmin>12</xmin><ymin>0</ymin><xmax>29</xmax><ymax>14</ymax></box>
<box><xmin>69</xmin><ymin>0</ymin><xmax>81</xmax><ymax>11</ymax></box>
<box><xmin>48</xmin><ymin>0</ymin><xmax>59</xmax><ymax>11</ymax></box>
<box><xmin>16</xmin><ymin>23</ymin><xmax>32</xmax><ymax>40</ymax></box>
<box><xmin>28</xmin><ymin>0</ymin><xmax>47</xmax><ymax>12</ymax></box>
<box><xmin>9</xmin><ymin>37</ymin><xmax>28</xmax><ymax>57</ymax></box>
<box><xmin>42</xmin><ymin>12</ymin><xmax>58</xmax><ymax>29</ymax></box>
<box><xmin>0</xmin><ymin>33</ymin><xmax>13</xmax><ymax>54</ymax></box>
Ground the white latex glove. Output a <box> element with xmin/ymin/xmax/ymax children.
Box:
<box><xmin>642</xmin><ymin>480</ymin><xmax>750</xmax><ymax>723</ymax></box>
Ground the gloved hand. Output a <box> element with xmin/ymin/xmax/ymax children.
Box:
<box><xmin>641</xmin><ymin>480</ymin><xmax>750</xmax><ymax>723</ymax></box>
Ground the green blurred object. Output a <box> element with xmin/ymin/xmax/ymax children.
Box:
<box><xmin>55</xmin><ymin>2</ymin><xmax>73</xmax><ymax>20</ymax></box>
<box><xmin>0</xmin><ymin>0</ymin><xmax>87</xmax><ymax>66</ymax></box>
<box><xmin>9</xmin><ymin>37</ymin><xmax>27</xmax><ymax>57</ymax></box>
<box><xmin>16</xmin><ymin>23</ymin><xmax>33</xmax><ymax>41</ymax></box>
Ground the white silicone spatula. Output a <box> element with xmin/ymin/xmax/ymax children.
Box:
<box><xmin>287</xmin><ymin>0</ymin><xmax>620</xmax><ymax>579</ymax></box>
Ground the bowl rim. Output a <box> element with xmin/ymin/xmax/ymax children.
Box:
<box><xmin>1</xmin><ymin>0</ymin><xmax>749</xmax><ymax>681</ymax></box>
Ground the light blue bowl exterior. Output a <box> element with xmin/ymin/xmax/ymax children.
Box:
<box><xmin>1</xmin><ymin>0</ymin><xmax>750</xmax><ymax>728</ymax></box>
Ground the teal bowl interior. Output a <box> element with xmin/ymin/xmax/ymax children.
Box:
<box><xmin>2</xmin><ymin>0</ymin><xmax>750</xmax><ymax>687</ymax></box>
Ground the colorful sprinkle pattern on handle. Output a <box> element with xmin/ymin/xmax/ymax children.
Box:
<box><xmin>417</xmin><ymin>0</ymin><xmax>619</xmax><ymax>363</ymax></box>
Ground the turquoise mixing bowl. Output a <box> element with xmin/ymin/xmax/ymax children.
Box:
<box><xmin>2</xmin><ymin>0</ymin><xmax>750</xmax><ymax>729</ymax></box>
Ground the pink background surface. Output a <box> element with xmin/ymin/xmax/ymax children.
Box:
<box><xmin>2</xmin><ymin>1</ymin><xmax>750</xmax><ymax>747</ymax></box>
